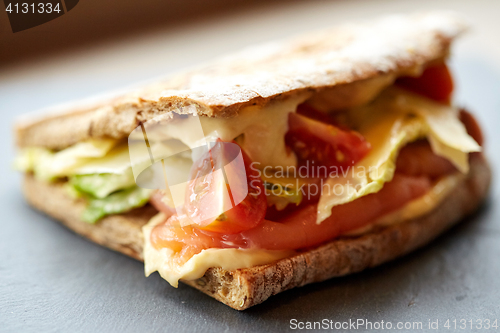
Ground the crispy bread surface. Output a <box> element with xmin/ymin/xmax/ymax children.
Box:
<box><xmin>23</xmin><ymin>154</ymin><xmax>491</xmax><ymax>310</ymax></box>
<box><xmin>15</xmin><ymin>12</ymin><xmax>466</xmax><ymax>150</ymax></box>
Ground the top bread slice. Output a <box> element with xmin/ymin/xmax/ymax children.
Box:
<box><xmin>15</xmin><ymin>12</ymin><xmax>466</xmax><ymax>150</ymax></box>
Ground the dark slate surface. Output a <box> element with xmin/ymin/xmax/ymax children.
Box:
<box><xmin>1</xmin><ymin>26</ymin><xmax>499</xmax><ymax>333</ymax></box>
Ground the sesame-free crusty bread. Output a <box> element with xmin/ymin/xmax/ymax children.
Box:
<box><xmin>23</xmin><ymin>154</ymin><xmax>491</xmax><ymax>310</ymax></box>
<box><xmin>15</xmin><ymin>12</ymin><xmax>466</xmax><ymax>150</ymax></box>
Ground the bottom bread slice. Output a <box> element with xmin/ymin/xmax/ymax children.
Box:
<box><xmin>22</xmin><ymin>154</ymin><xmax>491</xmax><ymax>310</ymax></box>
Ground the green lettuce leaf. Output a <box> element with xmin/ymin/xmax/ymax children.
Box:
<box><xmin>70</xmin><ymin>170</ymin><xmax>136</xmax><ymax>199</ymax></box>
<box><xmin>82</xmin><ymin>187</ymin><xmax>152</xmax><ymax>224</ymax></box>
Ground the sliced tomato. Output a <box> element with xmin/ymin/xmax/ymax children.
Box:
<box><xmin>151</xmin><ymin>172</ymin><xmax>431</xmax><ymax>252</ymax></box>
<box><xmin>151</xmin><ymin>141</ymin><xmax>265</xmax><ymax>235</ymax></box>
<box><xmin>150</xmin><ymin>141</ymin><xmax>266</xmax><ymax>235</ymax></box>
<box><xmin>150</xmin><ymin>216</ymin><xmax>233</xmax><ymax>266</ymax></box>
<box><xmin>285</xmin><ymin>112</ymin><xmax>371</xmax><ymax>171</ymax></box>
<box><xmin>235</xmin><ymin>173</ymin><xmax>430</xmax><ymax>250</ymax></box>
<box><xmin>396</xmin><ymin>63</ymin><xmax>454</xmax><ymax>103</ymax></box>
<box><xmin>183</xmin><ymin>141</ymin><xmax>267</xmax><ymax>234</ymax></box>
<box><xmin>149</xmin><ymin>97</ymin><xmax>484</xmax><ymax>255</ymax></box>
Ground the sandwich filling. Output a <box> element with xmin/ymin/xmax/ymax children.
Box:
<box><xmin>16</xmin><ymin>63</ymin><xmax>484</xmax><ymax>286</ymax></box>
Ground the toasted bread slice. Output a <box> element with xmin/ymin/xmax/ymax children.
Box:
<box><xmin>15</xmin><ymin>12</ymin><xmax>466</xmax><ymax>150</ymax></box>
<box><xmin>23</xmin><ymin>154</ymin><xmax>490</xmax><ymax>309</ymax></box>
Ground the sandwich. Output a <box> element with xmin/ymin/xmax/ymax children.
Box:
<box><xmin>14</xmin><ymin>12</ymin><xmax>491</xmax><ymax>310</ymax></box>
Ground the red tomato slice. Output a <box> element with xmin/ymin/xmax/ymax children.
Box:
<box><xmin>236</xmin><ymin>173</ymin><xmax>430</xmax><ymax>250</ymax></box>
<box><xmin>152</xmin><ymin>141</ymin><xmax>267</xmax><ymax>235</ymax></box>
<box><xmin>184</xmin><ymin>141</ymin><xmax>267</xmax><ymax>234</ymax></box>
<box><xmin>149</xmin><ymin>90</ymin><xmax>484</xmax><ymax>255</ymax></box>
<box><xmin>285</xmin><ymin>112</ymin><xmax>371</xmax><ymax>171</ymax></box>
<box><xmin>151</xmin><ymin>172</ymin><xmax>431</xmax><ymax>252</ymax></box>
<box><xmin>396</xmin><ymin>63</ymin><xmax>454</xmax><ymax>103</ymax></box>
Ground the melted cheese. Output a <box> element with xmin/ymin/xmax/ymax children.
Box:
<box><xmin>142</xmin><ymin>213</ymin><xmax>294</xmax><ymax>287</ymax></box>
<box><xmin>199</xmin><ymin>93</ymin><xmax>309</xmax><ymax>167</ymax></box>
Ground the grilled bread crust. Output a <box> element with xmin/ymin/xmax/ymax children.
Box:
<box><xmin>15</xmin><ymin>12</ymin><xmax>466</xmax><ymax>150</ymax></box>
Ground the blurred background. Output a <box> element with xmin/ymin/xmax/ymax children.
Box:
<box><xmin>0</xmin><ymin>0</ymin><xmax>279</xmax><ymax>65</ymax></box>
<box><xmin>2</xmin><ymin>0</ymin><xmax>500</xmax><ymax>107</ymax></box>
<box><xmin>2</xmin><ymin>0</ymin><xmax>500</xmax><ymax>103</ymax></box>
